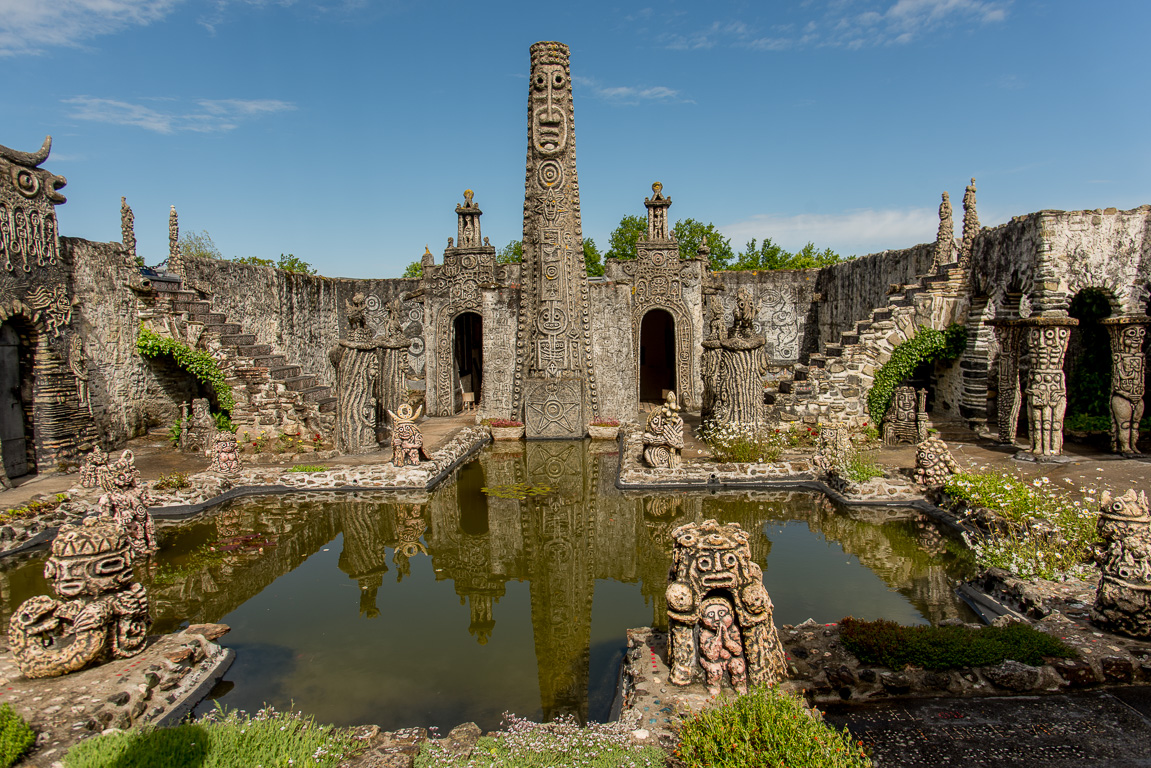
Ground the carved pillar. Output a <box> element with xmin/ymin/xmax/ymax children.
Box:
<box><xmin>989</xmin><ymin>319</ymin><xmax>1024</xmax><ymax>445</ymax></box>
<box><xmin>168</xmin><ymin>205</ymin><xmax>183</xmax><ymax>277</ymax></box>
<box><xmin>377</xmin><ymin>299</ymin><xmax>412</xmax><ymax>440</ymax></box>
<box><xmin>329</xmin><ymin>337</ymin><xmax>385</xmax><ymax>454</ymax></box>
<box><xmin>710</xmin><ymin>288</ymin><xmax>766</xmax><ymax>428</ymax></box>
<box><xmin>1101</xmin><ymin>316</ymin><xmax>1149</xmax><ymax>456</ymax></box>
<box><xmin>1019</xmin><ymin>317</ymin><xmax>1077</xmax><ymax>457</ymax></box>
<box><xmin>513</xmin><ymin>42</ymin><xmax>598</xmax><ymax>437</ymax></box>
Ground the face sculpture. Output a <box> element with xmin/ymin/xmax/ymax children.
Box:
<box><xmin>531</xmin><ymin>63</ymin><xmax>569</xmax><ymax>156</ymax></box>
<box><xmin>43</xmin><ymin>522</ymin><xmax>133</xmax><ymax>599</ymax></box>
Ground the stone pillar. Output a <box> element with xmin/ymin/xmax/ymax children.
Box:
<box><xmin>989</xmin><ymin>319</ymin><xmax>1024</xmax><ymax>445</ymax></box>
<box><xmin>377</xmin><ymin>299</ymin><xmax>412</xmax><ymax>439</ymax></box>
<box><xmin>700</xmin><ymin>294</ymin><xmax>725</xmax><ymax>421</ymax></box>
<box><xmin>167</xmin><ymin>205</ymin><xmax>183</xmax><ymax>277</ymax></box>
<box><xmin>513</xmin><ymin>41</ymin><xmax>599</xmax><ymax>437</ymax></box>
<box><xmin>710</xmin><ymin>287</ymin><xmax>766</xmax><ymax>428</ymax></box>
<box><xmin>1101</xmin><ymin>316</ymin><xmax>1149</xmax><ymax>456</ymax></box>
<box><xmin>1019</xmin><ymin>317</ymin><xmax>1077</xmax><ymax>457</ymax></box>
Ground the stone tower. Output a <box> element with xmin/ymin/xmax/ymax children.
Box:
<box><xmin>512</xmin><ymin>41</ymin><xmax>599</xmax><ymax>438</ymax></box>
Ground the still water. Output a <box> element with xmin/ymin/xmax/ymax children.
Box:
<box><xmin>0</xmin><ymin>441</ymin><xmax>974</xmax><ymax>730</ymax></box>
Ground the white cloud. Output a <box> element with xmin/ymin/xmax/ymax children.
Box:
<box><xmin>0</xmin><ymin>0</ymin><xmax>181</xmax><ymax>56</ymax></box>
<box><xmin>64</xmin><ymin>96</ymin><xmax>296</xmax><ymax>133</ymax></box>
<box><xmin>573</xmin><ymin>77</ymin><xmax>691</xmax><ymax>105</ymax></box>
<box><xmin>721</xmin><ymin>208</ymin><xmax>940</xmax><ymax>256</ymax></box>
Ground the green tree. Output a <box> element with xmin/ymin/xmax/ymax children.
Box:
<box><xmin>497</xmin><ymin>240</ymin><xmax>523</xmax><ymax>264</ymax></box>
<box><xmin>277</xmin><ymin>253</ymin><xmax>316</xmax><ymax>274</ymax></box>
<box><xmin>402</xmin><ymin>261</ymin><xmax>423</xmax><ymax>278</ymax></box>
<box><xmin>733</xmin><ymin>239</ymin><xmax>841</xmax><ymax>270</ymax></box>
<box><xmin>233</xmin><ymin>255</ymin><xmax>275</xmax><ymax>267</ymax></box>
<box><xmin>582</xmin><ymin>237</ymin><xmax>604</xmax><ymax>277</ymax></box>
<box><xmin>604</xmin><ymin>215</ymin><xmax>646</xmax><ymax>261</ymax></box>
<box><xmin>179</xmin><ymin>230</ymin><xmax>222</xmax><ymax>260</ymax></box>
<box><xmin>604</xmin><ymin>215</ymin><xmax>733</xmax><ymax>270</ymax></box>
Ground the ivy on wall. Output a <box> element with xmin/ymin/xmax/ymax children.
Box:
<box><xmin>866</xmin><ymin>324</ymin><xmax>967</xmax><ymax>422</ymax></box>
<box><xmin>136</xmin><ymin>328</ymin><xmax>235</xmax><ymax>414</ymax></box>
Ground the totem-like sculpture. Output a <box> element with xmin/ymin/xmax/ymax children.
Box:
<box><xmin>666</xmin><ymin>520</ymin><xmax>786</xmax><ymax>695</ymax></box>
<box><xmin>8</xmin><ymin>519</ymin><xmax>151</xmax><ymax>679</ymax></box>
<box><xmin>933</xmin><ymin>191</ymin><xmax>954</xmax><ymax>269</ymax></box>
<box><xmin>990</xmin><ymin>318</ymin><xmax>1024</xmax><ymax>445</ymax></box>
<box><xmin>1091</xmin><ymin>489</ymin><xmax>1151</xmax><ymax>638</ymax></box>
<box><xmin>513</xmin><ymin>42</ymin><xmax>600</xmax><ymax>438</ymax></box>
<box><xmin>388</xmin><ymin>403</ymin><xmax>429</xmax><ymax>467</ymax></box>
<box><xmin>700</xmin><ymin>294</ymin><xmax>725</xmax><ymax>421</ymax></box>
<box><xmin>814</xmin><ymin>423</ymin><xmax>850</xmax><ymax>475</ymax></box>
<box><xmin>1102</xmin><ymin>318</ymin><xmax>1148</xmax><ymax>456</ymax></box>
<box><xmin>79</xmin><ymin>445</ymin><xmax>109</xmax><ymax>488</ymax></box>
<box><xmin>97</xmin><ymin>450</ymin><xmax>157</xmax><ymax>557</ymax></box>
<box><xmin>210</xmin><ymin>431</ymin><xmax>241</xmax><ymax>474</ymax></box>
<box><xmin>642</xmin><ymin>391</ymin><xmax>684</xmax><ymax>469</ymax></box>
<box><xmin>181</xmin><ymin>398</ymin><xmax>217</xmax><ymax>456</ymax></box>
<box><xmin>1022</xmin><ymin>318</ymin><xmax>1076</xmax><ymax>457</ymax></box>
<box><xmin>167</xmin><ymin>205</ymin><xmax>183</xmax><ymax>276</ymax></box>
<box><xmin>707</xmin><ymin>288</ymin><xmax>768</xmax><ymax>428</ymax></box>
<box><xmin>120</xmin><ymin>196</ymin><xmax>136</xmax><ymax>263</ymax></box>
<box><xmin>329</xmin><ymin>293</ymin><xmax>385</xmax><ymax>454</ymax></box>
<box><xmin>914</xmin><ymin>437</ymin><xmax>960</xmax><ymax>489</ymax></box>
<box><xmin>883</xmin><ymin>386</ymin><xmax>928</xmax><ymax>445</ymax></box>
<box><xmin>378</xmin><ymin>298</ymin><xmax>412</xmax><ymax>422</ymax></box>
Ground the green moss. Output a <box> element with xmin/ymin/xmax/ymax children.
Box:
<box><xmin>867</xmin><ymin>324</ymin><xmax>966</xmax><ymax>423</ymax></box>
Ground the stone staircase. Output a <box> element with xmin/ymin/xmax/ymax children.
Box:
<box><xmin>158</xmin><ymin>285</ymin><xmax>336</xmax><ymax>439</ymax></box>
<box><xmin>766</xmin><ymin>264</ymin><xmax>969</xmax><ymax>428</ymax></box>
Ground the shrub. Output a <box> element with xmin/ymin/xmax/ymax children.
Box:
<box><xmin>0</xmin><ymin>704</ymin><xmax>35</xmax><ymax>768</ymax></box>
<box><xmin>415</xmin><ymin>713</ymin><xmax>664</xmax><ymax>768</ymax></box>
<box><xmin>154</xmin><ymin>471</ymin><xmax>191</xmax><ymax>490</ymax></box>
<box><xmin>867</xmin><ymin>324</ymin><xmax>966</xmax><ymax>423</ymax></box>
<box><xmin>168</xmin><ymin>419</ymin><xmax>183</xmax><ymax>446</ymax></box>
<box><xmin>63</xmin><ymin>705</ymin><xmax>360</xmax><ymax>768</ymax></box>
<box><xmin>844</xmin><ymin>452</ymin><xmax>884</xmax><ymax>483</ymax></box>
<box><xmin>0</xmin><ymin>494</ymin><xmax>67</xmax><ymax>526</ymax></box>
<box><xmin>136</xmin><ymin>329</ymin><xmax>235</xmax><ymax>414</ymax></box>
<box><xmin>839</xmin><ymin>617</ymin><xmax>1075</xmax><ymax>671</ymax></box>
<box><xmin>698</xmin><ymin>421</ymin><xmax>782</xmax><ymax>463</ymax></box>
<box><xmin>674</xmin><ymin>685</ymin><xmax>871</xmax><ymax>768</ymax></box>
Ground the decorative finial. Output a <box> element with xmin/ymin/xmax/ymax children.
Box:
<box><xmin>959</xmin><ymin>177</ymin><xmax>980</xmax><ymax>271</ymax></box>
<box><xmin>463</xmin><ymin>189</ymin><xmax>474</xmax><ymax>207</ymax></box>
<box><xmin>424</xmin><ymin>245</ymin><xmax>431</xmax><ymax>256</ymax></box>
<box><xmin>652</xmin><ymin>181</ymin><xmax>663</xmax><ymax>199</ymax></box>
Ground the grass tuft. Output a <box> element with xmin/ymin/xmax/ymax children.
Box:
<box><xmin>0</xmin><ymin>704</ymin><xmax>35</xmax><ymax>768</ymax></box>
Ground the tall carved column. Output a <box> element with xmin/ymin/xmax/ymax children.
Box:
<box><xmin>711</xmin><ymin>288</ymin><xmax>767</xmax><ymax>428</ymax></box>
<box><xmin>513</xmin><ymin>41</ymin><xmax>599</xmax><ymax>438</ymax></box>
<box><xmin>329</xmin><ymin>294</ymin><xmax>385</xmax><ymax>454</ymax></box>
<box><xmin>167</xmin><ymin>205</ymin><xmax>183</xmax><ymax>277</ymax></box>
<box><xmin>377</xmin><ymin>299</ymin><xmax>411</xmax><ymax>429</ymax></box>
<box><xmin>989</xmin><ymin>319</ymin><xmax>1023</xmax><ymax>444</ymax></box>
<box><xmin>1020</xmin><ymin>317</ymin><xmax>1077</xmax><ymax>457</ymax></box>
<box><xmin>700</xmin><ymin>294</ymin><xmax>725</xmax><ymax>421</ymax></box>
<box><xmin>1101</xmin><ymin>316</ymin><xmax>1149</xmax><ymax>456</ymax></box>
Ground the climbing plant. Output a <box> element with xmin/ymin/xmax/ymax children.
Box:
<box><xmin>136</xmin><ymin>328</ymin><xmax>235</xmax><ymax>414</ymax></box>
<box><xmin>867</xmin><ymin>324</ymin><xmax>967</xmax><ymax>422</ymax></box>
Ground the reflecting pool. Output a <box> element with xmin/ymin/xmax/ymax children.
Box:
<box><xmin>0</xmin><ymin>441</ymin><xmax>974</xmax><ymax>730</ymax></box>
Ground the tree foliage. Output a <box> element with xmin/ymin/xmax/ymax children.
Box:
<box><xmin>136</xmin><ymin>328</ymin><xmax>235</xmax><ymax>414</ymax></box>
<box><xmin>733</xmin><ymin>238</ymin><xmax>842</xmax><ymax>270</ymax></box>
<box><xmin>277</xmin><ymin>253</ymin><xmax>315</xmax><ymax>274</ymax></box>
<box><xmin>867</xmin><ymin>324</ymin><xmax>967</xmax><ymax>422</ymax></box>
<box><xmin>497</xmin><ymin>240</ymin><xmax>523</xmax><ymax>264</ymax></box>
<box><xmin>179</xmin><ymin>230</ymin><xmax>222</xmax><ymax>260</ymax></box>
<box><xmin>402</xmin><ymin>261</ymin><xmax>423</xmax><ymax>278</ymax></box>
<box><xmin>603</xmin><ymin>215</ymin><xmax>734</xmax><ymax>270</ymax></box>
<box><xmin>583</xmin><ymin>237</ymin><xmax>604</xmax><ymax>277</ymax></box>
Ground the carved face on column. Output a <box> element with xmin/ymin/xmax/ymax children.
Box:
<box><xmin>43</xmin><ymin>521</ymin><xmax>133</xmax><ymax>599</ymax></box>
<box><xmin>531</xmin><ymin>64</ymin><xmax>569</xmax><ymax>156</ymax></box>
<box><xmin>1121</xmin><ymin>326</ymin><xmax>1146</xmax><ymax>356</ymax></box>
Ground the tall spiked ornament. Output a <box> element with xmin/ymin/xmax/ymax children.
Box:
<box><xmin>513</xmin><ymin>42</ymin><xmax>599</xmax><ymax>437</ymax></box>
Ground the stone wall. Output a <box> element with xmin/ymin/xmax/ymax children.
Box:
<box><xmin>477</xmin><ymin>286</ymin><xmax>519</xmax><ymax>421</ymax></box>
<box><xmin>589</xmin><ymin>281</ymin><xmax>638</xmax><ymax>420</ymax></box>
<box><xmin>711</xmin><ymin>269</ymin><xmax>820</xmax><ymax>363</ymax></box>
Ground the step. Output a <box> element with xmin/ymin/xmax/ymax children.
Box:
<box><xmin>173</xmin><ymin>300</ymin><xmax>211</xmax><ymax>314</ymax></box>
<box><xmin>872</xmin><ymin>308</ymin><xmax>892</xmax><ymax>321</ymax></box>
<box><xmin>236</xmin><ymin>344</ymin><xmax>272</xmax><ymax>357</ymax></box>
<box><xmin>190</xmin><ymin>312</ymin><xmax>227</xmax><ymax>325</ymax></box>
<box><xmin>316</xmin><ymin>396</ymin><xmax>337</xmax><ymax>413</ymax></box>
<box><xmin>220</xmin><ymin>333</ymin><xmax>257</xmax><ymax>347</ymax></box>
<box><xmin>806</xmin><ymin>354</ymin><xmax>827</xmax><ymax>369</ymax></box>
<box><xmin>279</xmin><ymin>375</ymin><xmax>316</xmax><ymax>392</ymax></box>
<box><xmin>301</xmin><ymin>386</ymin><xmax>333</xmax><ymax>403</ymax></box>
<box><xmin>839</xmin><ymin>332</ymin><xmax>859</xmax><ymax>345</ymax></box>
<box><xmin>205</xmin><ymin>323</ymin><xmax>243</xmax><ymax>336</ymax></box>
<box><xmin>268</xmin><ymin>365</ymin><xmax>302</xmax><ymax>380</ymax></box>
<box><xmin>250</xmin><ymin>354</ymin><xmax>288</xmax><ymax>368</ymax></box>
<box><xmin>824</xmin><ymin>343</ymin><xmax>843</xmax><ymax>358</ymax></box>
<box><xmin>170</xmin><ymin>289</ymin><xmax>199</xmax><ymax>300</ymax></box>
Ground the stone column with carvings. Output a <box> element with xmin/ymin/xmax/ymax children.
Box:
<box><xmin>378</xmin><ymin>299</ymin><xmax>412</xmax><ymax>440</ymax></box>
<box><xmin>1020</xmin><ymin>317</ymin><xmax>1077</xmax><ymax>457</ymax></box>
<box><xmin>168</xmin><ymin>205</ymin><xmax>183</xmax><ymax>277</ymax></box>
<box><xmin>1101</xmin><ymin>316</ymin><xmax>1149</xmax><ymax>456</ymax></box>
<box><xmin>329</xmin><ymin>306</ymin><xmax>386</xmax><ymax>454</ymax></box>
<box><xmin>712</xmin><ymin>287</ymin><xmax>767</xmax><ymax>428</ymax></box>
<box><xmin>989</xmin><ymin>319</ymin><xmax>1024</xmax><ymax>445</ymax></box>
<box><xmin>512</xmin><ymin>41</ymin><xmax>599</xmax><ymax>438</ymax></box>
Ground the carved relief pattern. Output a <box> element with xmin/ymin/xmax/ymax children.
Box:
<box><xmin>513</xmin><ymin>42</ymin><xmax>597</xmax><ymax>435</ymax></box>
<box><xmin>1105</xmin><ymin>320</ymin><xmax>1147</xmax><ymax>456</ymax></box>
<box><xmin>1024</xmin><ymin>322</ymin><xmax>1074</xmax><ymax>456</ymax></box>
<box><xmin>993</xmin><ymin>323</ymin><xmax>1022</xmax><ymax>444</ymax></box>
<box><xmin>430</xmin><ymin>240</ymin><xmax>495</xmax><ymax>416</ymax></box>
<box><xmin>1091</xmin><ymin>489</ymin><xmax>1151</xmax><ymax>639</ymax></box>
<box><xmin>760</xmin><ymin>286</ymin><xmax>800</xmax><ymax>361</ymax></box>
<box><xmin>626</xmin><ymin>241</ymin><xmax>698</xmax><ymax>408</ymax></box>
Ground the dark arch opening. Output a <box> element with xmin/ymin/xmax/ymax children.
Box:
<box><xmin>1065</xmin><ymin>288</ymin><xmax>1113</xmax><ymax>433</ymax></box>
<box><xmin>456</xmin><ymin>460</ymin><xmax>489</xmax><ymax>536</ymax></box>
<box><xmin>453</xmin><ymin>312</ymin><xmax>483</xmax><ymax>414</ymax></box>
<box><xmin>0</xmin><ymin>321</ymin><xmax>36</xmax><ymax>480</ymax></box>
<box><xmin>639</xmin><ymin>309</ymin><xmax>676</xmax><ymax>403</ymax></box>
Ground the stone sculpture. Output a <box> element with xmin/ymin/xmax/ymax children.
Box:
<box><xmin>329</xmin><ymin>296</ymin><xmax>389</xmax><ymax>454</ymax></box>
<box><xmin>914</xmin><ymin>437</ymin><xmax>960</xmax><ymax>489</ymax></box>
<box><xmin>933</xmin><ymin>191</ymin><xmax>954</xmax><ymax>268</ymax></box>
<box><xmin>706</xmin><ymin>287</ymin><xmax>768</xmax><ymax>428</ymax></box>
<box><xmin>666</xmin><ymin>519</ymin><xmax>786</xmax><ymax>695</ymax></box>
<box><xmin>814</xmin><ymin>423</ymin><xmax>850</xmax><ymax>475</ymax></box>
<box><xmin>120</xmin><ymin>196</ymin><xmax>136</xmax><ymax>263</ymax></box>
<box><xmin>1022</xmin><ymin>318</ymin><xmax>1076</xmax><ymax>457</ymax></box>
<box><xmin>1091</xmin><ymin>489</ymin><xmax>1151</xmax><ymax>638</ymax></box>
<box><xmin>700</xmin><ymin>294</ymin><xmax>726</xmax><ymax>421</ymax></box>
<box><xmin>181</xmin><ymin>398</ymin><xmax>217</xmax><ymax>456</ymax></box>
<box><xmin>882</xmin><ymin>386</ymin><xmax>928</xmax><ymax>445</ymax></box>
<box><xmin>642</xmin><ymin>391</ymin><xmax>684</xmax><ymax>469</ymax></box>
<box><xmin>167</xmin><ymin>205</ymin><xmax>183</xmax><ymax>276</ymax></box>
<box><xmin>388</xmin><ymin>403</ymin><xmax>429</xmax><ymax>467</ymax></box>
<box><xmin>513</xmin><ymin>41</ymin><xmax>600</xmax><ymax>438</ymax></box>
<box><xmin>958</xmin><ymin>177</ymin><xmax>980</xmax><ymax>271</ymax></box>
<box><xmin>8</xmin><ymin>518</ymin><xmax>151</xmax><ymax>679</ymax></box>
<box><xmin>990</xmin><ymin>319</ymin><xmax>1023</xmax><ymax>445</ymax></box>
<box><xmin>79</xmin><ymin>445</ymin><xmax>109</xmax><ymax>488</ymax></box>
<box><xmin>1102</xmin><ymin>318</ymin><xmax>1147</xmax><ymax>456</ymax></box>
<box><xmin>210</xmin><ymin>431</ymin><xmax>241</xmax><ymax>474</ymax></box>
<box><xmin>97</xmin><ymin>450</ymin><xmax>157</xmax><ymax>557</ymax></box>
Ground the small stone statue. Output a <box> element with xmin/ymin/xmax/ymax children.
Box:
<box><xmin>79</xmin><ymin>446</ymin><xmax>109</xmax><ymax>488</ymax></box>
<box><xmin>1091</xmin><ymin>489</ymin><xmax>1151</xmax><ymax>638</ymax></box>
<box><xmin>8</xmin><ymin>519</ymin><xmax>151</xmax><ymax>679</ymax></box>
<box><xmin>388</xmin><ymin>403</ymin><xmax>429</xmax><ymax>467</ymax></box>
<box><xmin>1108</xmin><ymin>323</ymin><xmax>1146</xmax><ymax>456</ymax></box>
<box><xmin>666</xmin><ymin>520</ymin><xmax>786</xmax><ymax>694</ymax></box>
<box><xmin>1024</xmin><ymin>322</ymin><xmax>1073</xmax><ymax>457</ymax></box>
<box><xmin>914</xmin><ymin>437</ymin><xmax>960</xmax><ymax>489</ymax></box>
<box><xmin>814</xmin><ymin>423</ymin><xmax>850</xmax><ymax>475</ymax></box>
<box><xmin>97</xmin><ymin>450</ymin><xmax>157</xmax><ymax>557</ymax></box>
<box><xmin>883</xmin><ymin>386</ymin><xmax>928</xmax><ymax>445</ymax></box>
<box><xmin>181</xmin><ymin>398</ymin><xmax>217</xmax><ymax>456</ymax></box>
<box><xmin>642</xmin><ymin>391</ymin><xmax>684</xmax><ymax>469</ymax></box>
<box><xmin>211</xmin><ymin>431</ymin><xmax>241</xmax><ymax>475</ymax></box>
<box><xmin>345</xmin><ymin>292</ymin><xmax>371</xmax><ymax>342</ymax></box>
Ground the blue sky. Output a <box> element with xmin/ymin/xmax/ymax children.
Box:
<box><xmin>2</xmin><ymin>0</ymin><xmax>1148</xmax><ymax>278</ymax></box>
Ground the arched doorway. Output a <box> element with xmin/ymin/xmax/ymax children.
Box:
<box><xmin>639</xmin><ymin>309</ymin><xmax>676</xmax><ymax>403</ymax></box>
<box><xmin>453</xmin><ymin>312</ymin><xmax>483</xmax><ymax>414</ymax></box>
<box><xmin>1065</xmin><ymin>288</ymin><xmax>1113</xmax><ymax>434</ymax></box>
<box><xmin>0</xmin><ymin>322</ymin><xmax>34</xmax><ymax>480</ymax></box>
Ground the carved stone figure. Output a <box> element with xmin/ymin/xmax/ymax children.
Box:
<box><xmin>1103</xmin><ymin>318</ymin><xmax>1148</xmax><ymax>456</ymax></box>
<box><xmin>329</xmin><ymin>304</ymin><xmax>389</xmax><ymax>454</ymax></box>
<box><xmin>68</xmin><ymin>334</ymin><xmax>91</xmax><ymax>415</ymax></box>
<box><xmin>642</xmin><ymin>391</ymin><xmax>684</xmax><ymax>469</ymax></box>
<box><xmin>1022</xmin><ymin>318</ymin><xmax>1076</xmax><ymax>457</ymax></box>
<box><xmin>882</xmin><ymin>386</ymin><xmax>928</xmax><ymax>445</ymax></box>
<box><xmin>0</xmin><ymin>136</ymin><xmax>66</xmax><ymax>275</ymax></box>
<box><xmin>914</xmin><ymin>437</ymin><xmax>960</xmax><ymax>489</ymax></box>
<box><xmin>97</xmin><ymin>450</ymin><xmax>157</xmax><ymax>557</ymax></box>
<box><xmin>513</xmin><ymin>41</ymin><xmax>599</xmax><ymax>437</ymax></box>
<box><xmin>210</xmin><ymin>431</ymin><xmax>241</xmax><ymax>475</ymax></box>
<box><xmin>167</xmin><ymin>205</ymin><xmax>182</xmax><ymax>276</ymax></box>
<box><xmin>958</xmin><ymin>177</ymin><xmax>979</xmax><ymax>271</ymax></box>
<box><xmin>8</xmin><ymin>518</ymin><xmax>151</xmax><ymax>679</ymax></box>
<box><xmin>388</xmin><ymin>403</ymin><xmax>429</xmax><ymax>467</ymax></box>
<box><xmin>666</xmin><ymin>519</ymin><xmax>786</xmax><ymax>694</ymax></box>
<box><xmin>79</xmin><ymin>445</ymin><xmax>109</xmax><ymax>488</ymax></box>
<box><xmin>707</xmin><ymin>288</ymin><xmax>768</xmax><ymax>428</ymax></box>
<box><xmin>1091</xmin><ymin>489</ymin><xmax>1151</xmax><ymax>638</ymax></box>
<box><xmin>700</xmin><ymin>294</ymin><xmax>726</xmax><ymax>421</ymax></box>
<box><xmin>814</xmin><ymin>423</ymin><xmax>850</xmax><ymax>475</ymax></box>
<box><xmin>181</xmin><ymin>397</ymin><xmax>217</xmax><ymax>456</ymax></box>
<box><xmin>933</xmin><ymin>191</ymin><xmax>954</xmax><ymax>268</ymax></box>
<box><xmin>345</xmin><ymin>292</ymin><xmax>370</xmax><ymax>342</ymax></box>
<box><xmin>990</xmin><ymin>319</ymin><xmax>1023</xmax><ymax>444</ymax></box>
<box><xmin>120</xmin><ymin>196</ymin><xmax>136</xmax><ymax>263</ymax></box>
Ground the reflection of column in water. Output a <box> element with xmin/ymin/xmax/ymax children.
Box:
<box><xmin>523</xmin><ymin>441</ymin><xmax>595</xmax><ymax>723</ymax></box>
<box><xmin>337</xmin><ymin>501</ymin><xmax>397</xmax><ymax>619</ymax></box>
<box><xmin>393</xmin><ymin>504</ymin><xmax>428</xmax><ymax>581</ymax></box>
<box><xmin>637</xmin><ymin>495</ymin><xmax>697</xmax><ymax>629</ymax></box>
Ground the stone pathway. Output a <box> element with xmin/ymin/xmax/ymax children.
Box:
<box><xmin>822</xmin><ymin>687</ymin><xmax>1151</xmax><ymax>767</ymax></box>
